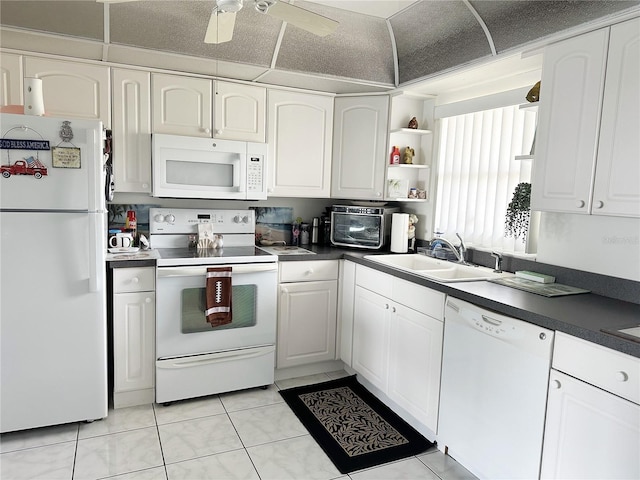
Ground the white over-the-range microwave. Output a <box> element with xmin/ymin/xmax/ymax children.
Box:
<box><xmin>152</xmin><ymin>134</ymin><xmax>267</xmax><ymax>200</ymax></box>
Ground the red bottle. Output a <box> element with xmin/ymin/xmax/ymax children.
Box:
<box><xmin>390</xmin><ymin>146</ymin><xmax>400</xmax><ymax>165</ymax></box>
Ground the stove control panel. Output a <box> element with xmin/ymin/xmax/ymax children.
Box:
<box><xmin>149</xmin><ymin>208</ymin><xmax>256</xmax><ymax>234</ymax></box>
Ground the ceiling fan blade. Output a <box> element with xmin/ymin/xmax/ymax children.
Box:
<box><xmin>204</xmin><ymin>10</ymin><xmax>237</xmax><ymax>44</ymax></box>
<box><xmin>267</xmin><ymin>1</ymin><xmax>338</xmax><ymax>37</ymax></box>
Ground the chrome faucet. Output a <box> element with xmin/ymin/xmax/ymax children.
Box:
<box><xmin>429</xmin><ymin>232</ymin><xmax>468</xmax><ymax>264</ymax></box>
<box><xmin>491</xmin><ymin>251</ymin><xmax>503</xmax><ymax>273</ymax></box>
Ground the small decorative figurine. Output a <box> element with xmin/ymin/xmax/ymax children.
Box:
<box><xmin>403</xmin><ymin>146</ymin><xmax>414</xmax><ymax>164</ymax></box>
<box><xmin>407</xmin><ymin>116</ymin><xmax>418</xmax><ymax>129</ymax></box>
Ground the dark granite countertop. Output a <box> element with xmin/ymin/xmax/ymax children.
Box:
<box><xmin>276</xmin><ymin>246</ymin><xmax>640</xmax><ymax>358</ymax></box>
<box><xmin>106</xmin><ymin>244</ymin><xmax>639</xmax><ymax>357</ymax></box>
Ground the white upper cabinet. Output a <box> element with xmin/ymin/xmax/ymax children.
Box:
<box><xmin>112</xmin><ymin>68</ymin><xmax>152</xmax><ymax>193</ymax></box>
<box><xmin>152</xmin><ymin>73</ymin><xmax>212</xmax><ymax>137</ymax></box>
<box><xmin>532</xmin><ymin>18</ymin><xmax>640</xmax><ymax>217</ymax></box>
<box><xmin>592</xmin><ymin>19</ymin><xmax>640</xmax><ymax>217</ymax></box>
<box><xmin>267</xmin><ymin>89</ymin><xmax>333</xmax><ymax>197</ymax></box>
<box><xmin>0</xmin><ymin>53</ymin><xmax>23</xmax><ymax>107</ymax></box>
<box><xmin>331</xmin><ymin>95</ymin><xmax>389</xmax><ymax>200</ymax></box>
<box><xmin>214</xmin><ymin>81</ymin><xmax>265</xmax><ymax>142</ymax></box>
<box><xmin>152</xmin><ymin>74</ymin><xmax>266</xmax><ymax>142</ymax></box>
<box><xmin>25</xmin><ymin>57</ymin><xmax>111</xmax><ymax>127</ymax></box>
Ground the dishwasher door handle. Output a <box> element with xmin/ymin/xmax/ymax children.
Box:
<box><xmin>481</xmin><ymin>314</ymin><xmax>502</xmax><ymax>326</ymax></box>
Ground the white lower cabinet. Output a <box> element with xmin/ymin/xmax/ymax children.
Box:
<box><xmin>112</xmin><ymin>267</ymin><xmax>155</xmax><ymax>408</ymax></box>
<box><xmin>353</xmin><ymin>265</ymin><xmax>444</xmax><ymax>433</ymax></box>
<box><xmin>276</xmin><ymin>261</ymin><xmax>338</xmax><ymax>368</ymax></box>
<box><xmin>541</xmin><ymin>332</ymin><xmax>640</xmax><ymax>479</ymax></box>
<box><xmin>388</xmin><ymin>301</ymin><xmax>443</xmax><ymax>430</ymax></box>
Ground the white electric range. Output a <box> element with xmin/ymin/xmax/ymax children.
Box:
<box><xmin>149</xmin><ymin>208</ymin><xmax>278</xmax><ymax>404</ymax></box>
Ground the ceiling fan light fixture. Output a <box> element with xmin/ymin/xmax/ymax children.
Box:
<box><xmin>217</xmin><ymin>0</ymin><xmax>243</xmax><ymax>13</ymax></box>
<box><xmin>254</xmin><ymin>0</ymin><xmax>276</xmax><ymax>14</ymax></box>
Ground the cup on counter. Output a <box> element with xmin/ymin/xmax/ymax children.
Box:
<box><xmin>109</xmin><ymin>232</ymin><xmax>133</xmax><ymax>249</ymax></box>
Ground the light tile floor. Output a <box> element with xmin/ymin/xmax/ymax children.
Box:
<box><xmin>0</xmin><ymin>371</ymin><xmax>477</xmax><ymax>480</ymax></box>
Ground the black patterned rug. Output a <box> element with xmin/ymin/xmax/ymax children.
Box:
<box><xmin>279</xmin><ymin>375</ymin><xmax>433</xmax><ymax>474</ymax></box>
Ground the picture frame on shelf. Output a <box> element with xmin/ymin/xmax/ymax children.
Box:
<box><xmin>387</xmin><ymin>179</ymin><xmax>409</xmax><ymax>199</ymax></box>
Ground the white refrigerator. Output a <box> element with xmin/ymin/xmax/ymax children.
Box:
<box><xmin>0</xmin><ymin>113</ymin><xmax>108</xmax><ymax>433</ymax></box>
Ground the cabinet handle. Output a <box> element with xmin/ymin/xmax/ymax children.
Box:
<box><xmin>392</xmin><ymin>306</ymin><xmax>396</xmax><ymax>313</ymax></box>
<box><xmin>131</xmin><ymin>277</ymin><xmax>139</xmax><ymax>284</ymax></box>
<box><xmin>575</xmin><ymin>200</ymin><xmax>585</xmax><ymax>208</ymax></box>
<box><xmin>203</xmin><ymin>128</ymin><xmax>211</xmax><ymax>134</ymax></box>
<box><xmin>142</xmin><ymin>183</ymin><xmax>149</xmax><ymax>189</ymax></box>
<box><xmin>216</xmin><ymin>129</ymin><xmax>223</xmax><ymax>135</ymax></box>
<box><xmin>375</xmin><ymin>192</ymin><xmax>382</xmax><ymax>197</ymax></box>
<box><xmin>594</xmin><ymin>200</ymin><xmax>604</xmax><ymax>209</ymax></box>
<box><xmin>305</xmin><ymin>269</ymin><xmax>314</xmax><ymax>275</ymax></box>
<box><xmin>145</xmin><ymin>297</ymin><xmax>152</xmax><ymax>304</ymax></box>
<box><xmin>385</xmin><ymin>303</ymin><xmax>390</xmax><ymax>309</ymax></box>
<box><xmin>616</xmin><ymin>371</ymin><xmax>629</xmax><ymax>382</ymax></box>
<box><xmin>551</xmin><ymin>379</ymin><xmax>562</xmax><ymax>389</ymax></box>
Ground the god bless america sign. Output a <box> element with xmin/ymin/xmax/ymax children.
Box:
<box><xmin>0</xmin><ymin>139</ymin><xmax>50</xmax><ymax>150</ymax></box>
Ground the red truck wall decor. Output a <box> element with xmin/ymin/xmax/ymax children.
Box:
<box><xmin>1</xmin><ymin>157</ymin><xmax>48</xmax><ymax>179</ymax></box>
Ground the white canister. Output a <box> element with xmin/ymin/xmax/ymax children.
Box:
<box><xmin>390</xmin><ymin>213</ymin><xmax>409</xmax><ymax>253</ymax></box>
<box><xmin>24</xmin><ymin>78</ymin><xmax>45</xmax><ymax>116</ymax></box>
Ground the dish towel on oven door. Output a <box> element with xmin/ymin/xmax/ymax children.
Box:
<box><xmin>205</xmin><ymin>267</ymin><xmax>232</xmax><ymax>327</ymax></box>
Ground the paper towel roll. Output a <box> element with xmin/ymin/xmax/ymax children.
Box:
<box><xmin>390</xmin><ymin>213</ymin><xmax>409</xmax><ymax>253</ymax></box>
<box><xmin>24</xmin><ymin>78</ymin><xmax>45</xmax><ymax>116</ymax></box>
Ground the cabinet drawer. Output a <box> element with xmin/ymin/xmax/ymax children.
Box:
<box><xmin>355</xmin><ymin>265</ymin><xmax>393</xmax><ymax>297</ymax></box>
<box><xmin>553</xmin><ymin>332</ymin><xmax>639</xmax><ymax>404</ymax></box>
<box><xmin>113</xmin><ymin>267</ymin><xmax>155</xmax><ymax>293</ymax></box>
<box><xmin>392</xmin><ymin>277</ymin><xmax>444</xmax><ymax>321</ymax></box>
<box><xmin>279</xmin><ymin>260</ymin><xmax>338</xmax><ymax>282</ymax></box>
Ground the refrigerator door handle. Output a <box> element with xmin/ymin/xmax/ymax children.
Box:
<box><xmin>89</xmin><ymin>214</ymin><xmax>102</xmax><ymax>293</ymax></box>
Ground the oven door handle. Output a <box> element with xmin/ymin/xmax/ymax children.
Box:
<box><xmin>157</xmin><ymin>345</ymin><xmax>275</xmax><ymax>369</ymax></box>
<box><xmin>157</xmin><ymin>263</ymin><xmax>277</xmax><ymax>277</ymax></box>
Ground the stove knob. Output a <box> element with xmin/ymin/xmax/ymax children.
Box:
<box><xmin>233</xmin><ymin>215</ymin><xmax>242</xmax><ymax>223</ymax></box>
<box><xmin>165</xmin><ymin>214</ymin><xmax>176</xmax><ymax>223</ymax></box>
<box><xmin>154</xmin><ymin>214</ymin><xmax>164</xmax><ymax>222</ymax></box>
<box><xmin>242</xmin><ymin>215</ymin><xmax>250</xmax><ymax>223</ymax></box>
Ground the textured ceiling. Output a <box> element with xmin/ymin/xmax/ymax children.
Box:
<box><xmin>0</xmin><ymin>0</ymin><xmax>638</xmax><ymax>93</ymax></box>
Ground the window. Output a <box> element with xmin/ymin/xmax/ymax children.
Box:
<box><xmin>434</xmin><ymin>104</ymin><xmax>537</xmax><ymax>254</ymax></box>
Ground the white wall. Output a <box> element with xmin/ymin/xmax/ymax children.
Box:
<box><xmin>537</xmin><ymin>212</ymin><xmax>640</xmax><ymax>281</ymax></box>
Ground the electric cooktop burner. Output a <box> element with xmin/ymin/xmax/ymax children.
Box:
<box><xmin>156</xmin><ymin>246</ymin><xmax>276</xmax><ymax>266</ymax></box>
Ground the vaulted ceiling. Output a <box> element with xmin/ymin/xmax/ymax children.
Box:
<box><xmin>1</xmin><ymin>1</ymin><xmax>638</xmax><ymax>94</ymax></box>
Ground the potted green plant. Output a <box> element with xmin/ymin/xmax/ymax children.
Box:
<box><xmin>505</xmin><ymin>182</ymin><xmax>531</xmax><ymax>242</ymax></box>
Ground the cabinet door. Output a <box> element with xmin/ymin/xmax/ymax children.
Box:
<box><xmin>25</xmin><ymin>57</ymin><xmax>111</xmax><ymax>127</ymax></box>
<box><xmin>332</xmin><ymin>95</ymin><xmax>389</xmax><ymax>200</ymax></box>
<box><xmin>352</xmin><ymin>286</ymin><xmax>390</xmax><ymax>391</ymax></box>
<box><xmin>541</xmin><ymin>370</ymin><xmax>640</xmax><ymax>479</ymax></box>
<box><xmin>592</xmin><ymin>18</ymin><xmax>640</xmax><ymax>218</ymax></box>
<box><xmin>531</xmin><ymin>28</ymin><xmax>608</xmax><ymax>213</ymax></box>
<box><xmin>152</xmin><ymin>73</ymin><xmax>212</xmax><ymax>137</ymax></box>
<box><xmin>214</xmin><ymin>81</ymin><xmax>265</xmax><ymax>142</ymax></box>
<box><xmin>277</xmin><ymin>280</ymin><xmax>337</xmax><ymax>368</ymax></box>
<box><xmin>112</xmin><ymin>68</ymin><xmax>151</xmax><ymax>193</ymax></box>
<box><xmin>113</xmin><ymin>291</ymin><xmax>155</xmax><ymax>393</ymax></box>
<box><xmin>268</xmin><ymin>90</ymin><xmax>333</xmax><ymax>197</ymax></box>
<box><xmin>388</xmin><ymin>303</ymin><xmax>443</xmax><ymax>431</ymax></box>
<box><xmin>0</xmin><ymin>52</ymin><xmax>22</xmax><ymax>106</ymax></box>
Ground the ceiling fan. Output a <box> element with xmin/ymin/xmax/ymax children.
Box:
<box><xmin>98</xmin><ymin>0</ymin><xmax>339</xmax><ymax>44</ymax></box>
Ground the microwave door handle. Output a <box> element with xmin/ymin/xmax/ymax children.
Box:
<box><xmin>157</xmin><ymin>263</ymin><xmax>277</xmax><ymax>278</ymax></box>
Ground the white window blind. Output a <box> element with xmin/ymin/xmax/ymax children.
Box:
<box><xmin>434</xmin><ymin>105</ymin><xmax>537</xmax><ymax>254</ymax></box>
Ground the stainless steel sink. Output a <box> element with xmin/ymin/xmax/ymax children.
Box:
<box><xmin>364</xmin><ymin>254</ymin><xmax>512</xmax><ymax>283</ymax></box>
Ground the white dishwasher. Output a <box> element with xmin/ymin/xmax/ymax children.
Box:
<box><xmin>438</xmin><ymin>298</ymin><xmax>554</xmax><ymax>480</ymax></box>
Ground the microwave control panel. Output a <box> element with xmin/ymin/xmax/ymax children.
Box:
<box><xmin>247</xmin><ymin>155</ymin><xmax>263</xmax><ymax>192</ymax></box>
